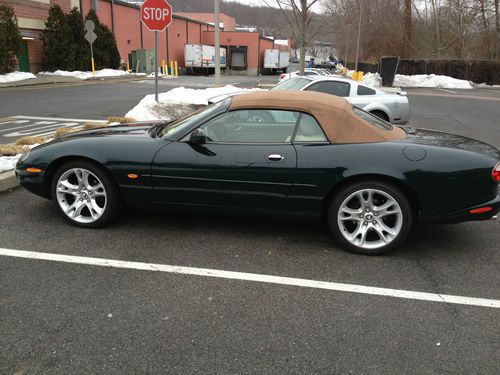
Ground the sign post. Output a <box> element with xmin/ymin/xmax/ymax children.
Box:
<box><xmin>84</xmin><ymin>20</ymin><xmax>97</xmax><ymax>76</ymax></box>
<box><xmin>141</xmin><ymin>0</ymin><xmax>173</xmax><ymax>102</ymax></box>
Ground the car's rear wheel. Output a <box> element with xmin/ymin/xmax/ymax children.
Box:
<box><xmin>51</xmin><ymin>161</ymin><xmax>120</xmax><ymax>228</ymax></box>
<box><xmin>328</xmin><ymin>181</ymin><xmax>413</xmax><ymax>255</ymax></box>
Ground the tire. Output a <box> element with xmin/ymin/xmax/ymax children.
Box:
<box><xmin>370</xmin><ymin>110</ymin><xmax>389</xmax><ymax>122</ymax></box>
<box><xmin>51</xmin><ymin>160</ymin><xmax>121</xmax><ymax>228</ymax></box>
<box><xmin>328</xmin><ymin>180</ymin><xmax>414</xmax><ymax>255</ymax></box>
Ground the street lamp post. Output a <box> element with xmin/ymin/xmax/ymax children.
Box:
<box><xmin>354</xmin><ymin>1</ymin><xmax>362</xmax><ymax>72</ymax></box>
<box><xmin>214</xmin><ymin>0</ymin><xmax>221</xmax><ymax>86</ymax></box>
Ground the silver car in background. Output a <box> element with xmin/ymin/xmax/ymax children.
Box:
<box><xmin>272</xmin><ymin>76</ymin><xmax>410</xmax><ymax>124</ymax></box>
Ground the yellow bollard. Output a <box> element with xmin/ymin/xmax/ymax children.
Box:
<box><xmin>358</xmin><ymin>71</ymin><xmax>363</xmax><ymax>81</ymax></box>
<box><xmin>342</xmin><ymin>67</ymin><xmax>348</xmax><ymax>76</ymax></box>
<box><xmin>170</xmin><ymin>61</ymin><xmax>174</xmax><ymax>77</ymax></box>
<box><xmin>91</xmin><ymin>58</ymin><xmax>95</xmax><ymax>76</ymax></box>
<box><xmin>174</xmin><ymin>61</ymin><xmax>178</xmax><ymax>78</ymax></box>
<box><xmin>162</xmin><ymin>60</ymin><xmax>165</xmax><ymax>75</ymax></box>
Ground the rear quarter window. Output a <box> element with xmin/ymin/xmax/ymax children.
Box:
<box><xmin>357</xmin><ymin>85</ymin><xmax>376</xmax><ymax>95</ymax></box>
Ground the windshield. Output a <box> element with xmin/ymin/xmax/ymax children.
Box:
<box><xmin>352</xmin><ymin>107</ymin><xmax>393</xmax><ymax>130</ymax></box>
<box><xmin>272</xmin><ymin>77</ymin><xmax>311</xmax><ymax>91</ymax></box>
<box><xmin>158</xmin><ymin>99</ymin><xmax>227</xmax><ymax>139</ymax></box>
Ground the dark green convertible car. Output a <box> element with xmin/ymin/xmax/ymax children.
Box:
<box><xmin>16</xmin><ymin>91</ymin><xmax>500</xmax><ymax>255</ymax></box>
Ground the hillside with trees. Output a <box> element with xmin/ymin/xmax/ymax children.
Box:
<box><xmin>168</xmin><ymin>0</ymin><xmax>333</xmax><ymax>42</ymax></box>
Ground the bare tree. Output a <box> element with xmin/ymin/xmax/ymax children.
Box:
<box><xmin>402</xmin><ymin>0</ymin><xmax>412</xmax><ymax>57</ymax></box>
<box><xmin>264</xmin><ymin>0</ymin><xmax>321</xmax><ymax>74</ymax></box>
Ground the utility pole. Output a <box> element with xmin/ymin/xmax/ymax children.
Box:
<box><xmin>214</xmin><ymin>0</ymin><xmax>221</xmax><ymax>86</ymax></box>
<box><xmin>344</xmin><ymin>24</ymin><xmax>349</xmax><ymax>66</ymax></box>
<box><xmin>354</xmin><ymin>1</ymin><xmax>362</xmax><ymax>72</ymax></box>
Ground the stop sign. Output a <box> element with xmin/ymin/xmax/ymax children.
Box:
<box><xmin>141</xmin><ymin>0</ymin><xmax>172</xmax><ymax>32</ymax></box>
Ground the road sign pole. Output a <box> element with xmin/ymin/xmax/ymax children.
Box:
<box><xmin>154</xmin><ymin>31</ymin><xmax>158</xmax><ymax>102</ymax></box>
<box><xmin>84</xmin><ymin>19</ymin><xmax>97</xmax><ymax>76</ymax></box>
<box><xmin>140</xmin><ymin>0</ymin><xmax>172</xmax><ymax>101</ymax></box>
<box><xmin>90</xmin><ymin>44</ymin><xmax>95</xmax><ymax>76</ymax></box>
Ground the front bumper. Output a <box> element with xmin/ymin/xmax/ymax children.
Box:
<box><xmin>421</xmin><ymin>191</ymin><xmax>500</xmax><ymax>224</ymax></box>
<box><xmin>15</xmin><ymin>167</ymin><xmax>49</xmax><ymax>199</ymax></box>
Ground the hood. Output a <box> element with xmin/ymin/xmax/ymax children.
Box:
<box><xmin>60</xmin><ymin>121</ymin><xmax>166</xmax><ymax>140</ymax></box>
<box><xmin>399</xmin><ymin>128</ymin><xmax>500</xmax><ymax>159</ymax></box>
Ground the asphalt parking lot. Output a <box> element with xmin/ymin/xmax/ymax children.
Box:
<box><xmin>1</xmin><ymin>78</ymin><xmax>499</xmax><ymax>374</ymax></box>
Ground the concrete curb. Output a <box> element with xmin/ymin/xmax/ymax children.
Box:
<box><xmin>0</xmin><ymin>170</ymin><xmax>19</xmax><ymax>193</ymax></box>
<box><xmin>0</xmin><ymin>75</ymin><xmax>148</xmax><ymax>89</ymax></box>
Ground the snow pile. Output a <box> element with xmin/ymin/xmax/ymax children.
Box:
<box><xmin>0</xmin><ymin>71</ymin><xmax>37</xmax><ymax>84</ymax></box>
<box><xmin>362</xmin><ymin>72</ymin><xmax>382</xmax><ymax>87</ymax></box>
<box><xmin>0</xmin><ymin>144</ymin><xmax>40</xmax><ymax>174</ymax></box>
<box><xmin>39</xmin><ymin>69</ymin><xmax>144</xmax><ymax>80</ymax></box>
<box><xmin>394</xmin><ymin>74</ymin><xmax>473</xmax><ymax>89</ymax></box>
<box><xmin>0</xmin><ymin>155</ymin><xmax>21</xmax><ymax>173</ymax></box>
<box><xmin>347</xmin><ymin>71</ymin><xmax>473</xmax><ymax>89</ymax></box>
<box><xmin>126</xmin><ymin>85</ymin><xmax>264</xmax><ymax>121</ymax></box>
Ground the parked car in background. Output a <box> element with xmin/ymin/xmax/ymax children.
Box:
<box><xmin>273</xmin><ymin>76</ymin><xmax>410</xmax><ymax>124</ymax></box>
<box><xmin>278</xmin><ymin>68</ymin><xmax>330</xmax><ymax>82</ymax></box>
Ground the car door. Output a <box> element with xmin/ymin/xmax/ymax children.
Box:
<box><xmin>151</xmin><ymin>109</ymin><xmax>299</xmax><ymax>211</ymax></box>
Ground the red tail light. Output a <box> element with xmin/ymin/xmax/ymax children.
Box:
<box><xmin>493</xmin><ymin>162</ymin><xmax>500</xmax><ymax>182</ymax></box>
<box><xmin>470</xmin><ymin>207</ymin><xmax>493</xmax><ymax>214</ymax></box>
<box><xmin>280</xmin><ymin>74</ymin><xmax>286</xmax><ymax>79</ymax></box>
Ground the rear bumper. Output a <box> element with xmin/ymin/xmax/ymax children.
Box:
<box><xmin>421</xmin><ymin>191</ymin><xmax>500</xmax><ymax>224</ymax></box>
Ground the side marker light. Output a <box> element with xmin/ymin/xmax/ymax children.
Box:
<box><xmin>26</xmin><ymin>168</ymin><xmax>42</xmax><ymax>173</ymax></box>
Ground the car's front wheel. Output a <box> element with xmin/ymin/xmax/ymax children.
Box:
<box><xmin>51</xmin><ymin>161</ymin><xmax>121</xmax><ymax>228</ymax></box>
<box><xmin>328</xmin><ymin>181</ymin><xmax>414</xmax><ymax>255</ymax></box>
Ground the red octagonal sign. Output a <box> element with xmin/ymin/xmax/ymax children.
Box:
<box><xmin>141</xmin><ymin>0</ymin><xmax>172</xmax><ymax>32</ymax></box>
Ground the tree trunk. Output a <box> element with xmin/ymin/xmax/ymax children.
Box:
<box><xmin>299</xmin><ymin>0</ymin><xmax>307</xmax><ymax>74</ymax></box>
<box><xmin>402</xmin><ymin>0</ymin><xmax>412</xmax><ymax>57</ymax></box>
<box><xmin>495</xmin><ymin>0</ymin><xmax>499</xmax><ymax>58</ymax></box>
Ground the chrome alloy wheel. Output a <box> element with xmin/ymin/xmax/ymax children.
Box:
<box><xmin>56</xmin><ymin>168</ymin><xmax>107</xmax><ymax>223</ymax></box>
<box><xmin>337</xmin><ymin>188</ymin><xmax>403</xmax><ymax>250</ymax></box>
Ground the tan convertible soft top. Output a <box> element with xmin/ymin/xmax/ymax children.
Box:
<box><xmin>230</xmin><ymin>91</ymin><xmax>406</xmax><ymax>143</ymax></box>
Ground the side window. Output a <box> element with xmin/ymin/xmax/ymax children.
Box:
<box><xmin>293</xmin><ymin>114</ymin><xmax>328</xmax><ymax>143</ymax></box>
<box><xmin>305</xmin><ymin>81</ymin><xmax>350</xmax><ymax>97</ymax></box>
<box><xmin>304</xmin><ymin>71</ymin><xmax>317</xmax><ymax>76</ymax></box>
<box><xmin>357</xmin><ymin>85</ymin><xmax>376</xmax><ymax>95</ymax></box>
<box><xmin>197</xmin><ymin>109</ymin><xmax>299</xmax><ymax>143</ymax></box>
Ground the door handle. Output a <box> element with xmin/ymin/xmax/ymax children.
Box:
<box><xmin>267</xmin><ymin>154</ymin><xmax>285</xmax><ymax>162</ymax></box>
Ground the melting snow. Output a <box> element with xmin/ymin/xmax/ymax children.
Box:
<box><xmin>39</xmin><ymin>69</ymin><xmax>145</xmax><ymax>80</ymax></box>
<box><xmin>0</xmin><ymin>71</ymin><xmax>37</xmax><ymax>84</ymax></box>
<box><xmin>126</xmin><ymin>85</ymin><xmax>264</xmax><ymax>121</ymax></box>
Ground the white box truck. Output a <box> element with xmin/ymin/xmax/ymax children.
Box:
<box><xmin>184</xmin><ymin>44</ymin><xmax>226</xmax><ymax>71</ymax></box>
<box><xmin>201</xmin><ymin>45</ymin><xmax>227</xmax><ymax>68</ymax></box>
<box><xmin>263</xmin><ymin>49</ymin><xmax>290</xmax><ymax>73</ymax></box>
<box><xmin>185</xmin><ymin>44</ymin><xmax>203</xmax><ymax>68</ymax></box>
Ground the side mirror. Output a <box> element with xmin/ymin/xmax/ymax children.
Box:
<box><xmin>189</xmin><ymin>129</ymin><xmax>207</xmax><ymax>144</ymax></box>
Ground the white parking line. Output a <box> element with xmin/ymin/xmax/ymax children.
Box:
<box><xmin>437</xmin><ymin>88</ymin><xmax>457</xmax><ymax>94</ymax></box>
<box><xmin>1</xmin><ymin>248</ymin><xmax>499</xmax><ymax>309</ymax></box>
<box><xmin>9</xmin><ymin>115</ymin><xmax>107</xmax><ymax>123</ymax></box>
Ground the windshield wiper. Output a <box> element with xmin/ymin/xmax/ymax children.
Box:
<box><xmin>149</xmin><ymin>121</ymin><xmax>173</xmax><ymax>138</ymax></box>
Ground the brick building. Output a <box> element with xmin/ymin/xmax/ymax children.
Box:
<box><xmin>6</xmin><ymin>0</ymin><xmax>79</xmax><ymax>72</ymax></box>
<box><xmin>6</xmin><ymin>0</ymin><xmax>289</xmax><ymax>75</ymax></box>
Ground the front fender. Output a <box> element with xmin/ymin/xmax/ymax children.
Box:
<box><xmin>18</xmin><ymin>137</ymin><xmax>168</xmax><ymax>202</ymax></box>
